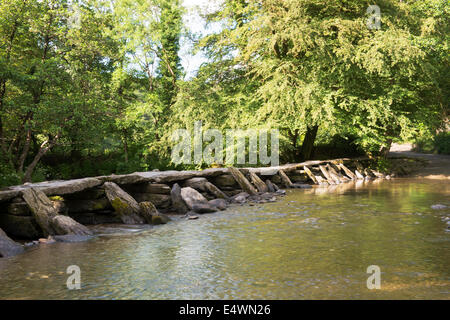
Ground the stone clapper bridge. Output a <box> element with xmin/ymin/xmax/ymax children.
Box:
<box><xmin>0</xmin><ymin>158</ymin><xmax>388</xmax><ymax>258</ymax></box>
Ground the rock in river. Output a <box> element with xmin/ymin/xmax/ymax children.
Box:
<box><xmin>431</xmin><ymin>204</ymin><xmax>447</xmax><ymax>210</ymax></box>
<box><xmin>209</xmin><ymin>199</ymin><xmax>227</xmax><ymax>211</ymax></box>
<box><xmin>170</xmin><ymin>183</ymin><xmax>189</xmax><ymax>214</ymax></box>
<box><xmin>0</xmin><ymin>228</ymin><xmax>24</xmax><ymax>258</ymax></box>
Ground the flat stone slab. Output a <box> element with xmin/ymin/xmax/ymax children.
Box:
<box><xmin>0</xmin><ymin>178</ymin><xmax>102</xmax><ymax>202</ymax></box>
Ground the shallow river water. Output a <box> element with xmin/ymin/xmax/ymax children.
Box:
<box><xmin>0</xmin><ymin>178</ymin><xmax>449</xmax><ymax>299</ymax></box>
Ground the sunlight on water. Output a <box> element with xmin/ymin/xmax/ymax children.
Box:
<box><xmin>0</xmin><ymin>179</ymin><xmax>449</xmax><ymax>299</ymax></box>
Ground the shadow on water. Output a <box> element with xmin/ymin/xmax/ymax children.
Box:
<box><xmin>0</xmin><ymin>178</ymin><xmax>449</xmax><ymax>299</ymax></box>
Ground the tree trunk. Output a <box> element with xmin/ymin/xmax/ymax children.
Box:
<box><xmin>379</xmin><ymin>138</ymin><xmax>393</xmax><ymax>158</ymax></box>
<box><xmin>0</xmin><ymin>22</ymin><xmax>18</xmax><ymax>154</ymax></box>
<box><xmin>287</xmin><ymin>129</ymin><xmax>299</xmax><ymax>160</ymax></box>
<box><xmin>18</xmin><ymin>128</ymin><xmax>32</xmax><ymax>173</ymax></box>
<box><xmin>300</xmin><ymin>125</ymin><xmax>319</xmax><ymax>161</ymax></box>
<box><xmin>22</xmin><ymin>134</ymin><xmax>59</xmax><ymax>183</ymax></box>
<box><xmin>122</xmin><ymin>130</ymin><xmax>128</xmax><ymax>163</ymax></box>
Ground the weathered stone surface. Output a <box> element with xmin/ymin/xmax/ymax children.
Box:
<box><xmin>0</xmin><ymin>190</ymin><xmax>21</xmax><ymax>202</ymax></box>
<box><xmin>151</xmin><ymin>211</ymin><xmax>171</xmax><ymax>225</ymax></box>
<box><xmin>70</xmin><ymin>211</ymin><xmax>122</xmax><ymax>225</ymax></box>
<box><xmin>138</xmin><ymin>201</ymin><xmax>158</xmax><ymax>224</ymax></box>
<box><xmin>228</xmin><ymin>167</ymin><xmax>258</xmax><ymax>195</ymax></box>
<box><xmin>99</xmin><ymin>170</ymin><xmax>199</xmax><ymax>185</ymax></box>
<box><xmin>7</xmin><ymin>202</ymin><xmax>31</xmax><ymax>216</ymax></box>
<box><xmin>51</xmin><ymin>215</ymin><xmax>92</xmax><ymax>236</ymax></box>
<box><xmin>23</xmin><ymin>189</ymin><xmax>92</xmax><ymax>236</ymax></box>
<box><xmin>209</xmin><ymin>199</ymin><xmax>227</xmax><ymax>211</ymax></box>
<box><xmin>212</xmin><ymin>174</ymin><xmax>238</xmax><ymax>188</ymax></box>
<box><xmin>203</xmin><ymin>182</ymin><xmax>228</xmax><ymax>199</ymax></box>
<box><xmin>103</xmin><ymin>182</ymin><xmax>145</xmax><ymax>224</ymax></box>
<box><xmin>180</xmin><ymin>187</ymin><xmax>208</xmax><ymax>210</ymax></box>
<box><xmin>22</xmin><ymin>188</ymin><xmax>58</xmax><ymax>237</ymax></box>
<box><xmin>278</xmin><ymin>170</ymin><xmax>294</xmax><ymax>188</ymax></box>
<box><xmin>170</xmin><ymin>183</ymin><xmax>189</xmax><ymax>214</ymax></box>
<box><xmin>65</xmin><ymin>198</ymin><xmax>112</xmax><ymax>213</ymax></box>
<box><xmin>355</xmin><ymin>169</ymin><xmax>365</xmax><ymax>180</ymax></box>
<box><xmin>327</xmin><ymin>164</ymin><xmax>350</xmax><ymax>183</ymax></box>
<box><xmin>192</xmin><ymin>202</ymin><xmax>218</xmax><ymax>213</ymax></box>
<box><xmin>0</xmin><ymin>214</ymin><xmax>43</xmax><ymax>239</ymax></box>
<box><xmin>124</xmin><ymin>183</ymin><xmax>171</xmax><ymax>195</ymax></box>
<box><xmin>183</xmin><ymin>177</ymin><xmax>228</xmax><ymax>199</ymax></box>
<box><xmin>303</xmin><ymin>166</ymin><xmax>319</xmax><ymax>184</ymax></box>
<box><xmin>0</xmin><ymin>228</ymin><xmax>24</xmax><ymax>258</ymax></box>
<box><xmin>319</xmin><ymin>165</ymin><xmax>336</xmax><ymax>185</ymax></box>
<box><xmin>63</xmin><ymin>187</ymin><xmax>106</xmax><ymax>200</ymax></box>
<box><xmin>265</xmin><ymin>180</ymin><xmax>276</xmax><ymax>193</ymax></box>
<box><xmin>55</xmin><ymin>215</ymin><xmax>92</xmax><ymax>235</ymax></box>
<box><xmin>232</xmin><ymin>192</ymin><xmax>250</xmax><ymax>204</ymax></box>
<box><xmin>249</xmin><ymin>172</ymin><xmax>269</xmax><ymax>193</ymax></box>
<box><xmin>11</xmin><ymin>197</ymin><xmax>23</xmax><ymax>203</ymax></box>
<box><xmin>1</xmin><ymin>178</ymin><xmax>102</xmax><ymax>203</ymax></box>
<box><xmin>340</xmin><ymin>164</ymin><xmax>356</xmax><ymax>180</ymax></box>
<box><xmin>132</xmin><ymin>193</ymin><xmax>171</xmax><ymax>208</ymax></box>
<box><xmin>288</xmin><ymin>170</ymin><xmax>309</xmax><ymax>182</ymax></box>
<box><xmin>370</xmin><ymin>169</ymin><xmax>385</xmax><ymax>179</ymax></box>
<box><xmin>269</xmin><ymin>174</ymin><xmax>282</xmax><ymax>184</ymax></box>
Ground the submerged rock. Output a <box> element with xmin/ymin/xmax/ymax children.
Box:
<box><xmin>171</xmin><ymin>183</ymin><xmax>189</xmax><ymax>214</ymax></box>
<box><xmin>231</xmin><ymin>192</ymin><xmax>250</xmax><ymax>203</ymax></box>
<box><xmin>209</xmin><ymin>199</ymin><xmax>227</xmax><ymax>211</ymax></box>
<box><xmin>192</xmin><ymin>202</ymin><xmax>218</xmax><ymax>214</ymax></box>
<box><xmin>180</xmin><ymin>187</ymin><xmax>208</xmax><ymax>209</ymax></box>
<box><xmin>431</xmin><ymin>204</ymin><xmax>447</xmax><ymax>210</ymax></box>
<box><xmin>0</xmin><ymin>228</ymin><xmax>24</xmax><ymax>258</ymax></box>
<box><xmin>265</xmin><ymin>180</ymin><xmax>276</xmax><ymax>193</ymax></box>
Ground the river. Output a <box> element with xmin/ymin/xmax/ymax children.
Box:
<box><xmin>0</xmin><ymin>178</ymin><xmax>449</xmax><ymax>299</ymax></box>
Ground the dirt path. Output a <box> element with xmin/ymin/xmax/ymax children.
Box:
<box><xmin>389</xmin><ymin>143</ymin><xmax>450</xmax><ymax>180</ymax></box>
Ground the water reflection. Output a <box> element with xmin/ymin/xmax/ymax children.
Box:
<box><xmin>0</xmin><ymin>179</ymin><xmax>449</xmax><ymax>299</ymax></box>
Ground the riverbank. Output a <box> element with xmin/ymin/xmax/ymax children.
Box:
<box><xmin>389</xmin><ymin>143</ymin><xmax>450</xmax><ymax>180</ymax></box>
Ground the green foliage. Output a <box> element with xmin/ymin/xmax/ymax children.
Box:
<box><xmin>0</xmin><ymin>0</ymin><xmax>448</xmax><ymax>186</ymax></box>
<box><xmin>434</xmin><ymin>132</ymin><xmax>450</xmax><ymax>155</ymax></box>
<box><xmin>0</xmin><ymin>162</ymin><xmax>21</xmax><ymax>188</ymax></box>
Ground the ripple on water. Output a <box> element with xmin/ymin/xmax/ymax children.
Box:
<box><xmin>0</xmin><ymin>178</ymin><xmax>449</xmax><ymax>299</ymax></box>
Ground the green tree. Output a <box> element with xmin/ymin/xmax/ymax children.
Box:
<box><xmin>198</xmin><ymin>0</ymin><xmax>448</xmax><ymax>160</ymax></box>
